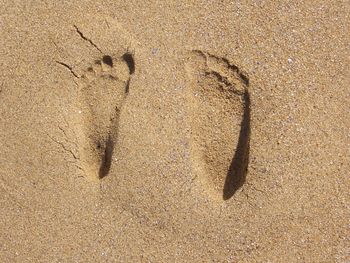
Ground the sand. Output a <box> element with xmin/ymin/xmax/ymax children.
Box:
<box><xmin>0</xmin><ymin>1</ymin><xmax>349</xmax><ymax>262</ymax></box>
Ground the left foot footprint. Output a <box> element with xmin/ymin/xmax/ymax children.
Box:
<box><xmin>77</xmin><ymin>53</ymin><xmax>134</xmax><ymax>180</ymax></box>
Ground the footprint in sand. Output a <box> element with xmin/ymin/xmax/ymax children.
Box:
<box><xmin>185</xmin><ymin>50</ymin><xmax>250</xmax><ymax>200</ymax></box>
<box><xmin>77</xmin><ymin>53</ymin><xmax>134</xmax><ymax>180</ymax></box>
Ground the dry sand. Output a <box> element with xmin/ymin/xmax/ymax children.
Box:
<box><xmin>0</xmin><ymin>1</ymin><xmax>349</xmax><ymax>262</ymax></box>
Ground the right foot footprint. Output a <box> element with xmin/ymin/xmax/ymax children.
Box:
<box><xmin>185</xmin><ymin>50</ymin><xmax>250</xmax><ymax>200</ymax></box>
<box><xmin>78</xmin><ymin>53</ymin><xmax>134</xmax><ymax>180</ymax></box>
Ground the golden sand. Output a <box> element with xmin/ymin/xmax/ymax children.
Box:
<box><xmin>0</xmin><ymin>1</ymin><xmax>349</xmax><ymax>262</ymax></box>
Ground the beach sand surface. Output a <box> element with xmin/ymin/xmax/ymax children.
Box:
<box><xmin>0</xmin><ymin>1</ymin><xmax>349</xmax><ymax>262</ymax></box>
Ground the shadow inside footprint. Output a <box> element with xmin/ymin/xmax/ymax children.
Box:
<box><xmin>223</xmin><ymin>90</ymin><xmax>251</xmax><ymax>200</ymax></box>
<box><xmin>98</xmin><ymin>135</ymin><xmax>114</xmax><ymax>179</ymax></box>
<box><xmin>122</xmin><ymin>53</ymin><xmax>135</xmax><ymax>75</ymax></box>
<box><xmin>102</xmin><ymin>55</ymin><xmax>113</xmax><ymax>67</ymax></box>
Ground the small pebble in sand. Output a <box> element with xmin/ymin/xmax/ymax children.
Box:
<box><xmin>152</xmin><ymin>48</ymin><xmax>159</xmax><ymax>55</ymax></box>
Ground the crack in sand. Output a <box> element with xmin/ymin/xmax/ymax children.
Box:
<box><xmin>55</xmin><ymin>61</ymin><xmax>79</xmax><ymax>78</ymax></box>
<box><xmin>73</xmin><ymin>25</ymin><xmax>102</xmax><ymax>53</ymax></box>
